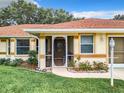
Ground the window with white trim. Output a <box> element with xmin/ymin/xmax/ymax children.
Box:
<box><xmin>16</xmin><ymin>39</ymin><xmax>29</xmax><ymax>54</ymax></box>
<box><xmin>81</xmin><ymin>35</ymin><xmax>94</xmax><ymax>53</ymax></box>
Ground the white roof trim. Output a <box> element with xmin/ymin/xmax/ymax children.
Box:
<box><xmin>0</xmin><ymin>36</ymin><xmax>37</xmax><ymax>38</ymax></box>
<box><xmin>24</xmin><ymin>28</ymin><xmax>124</xmax><ymax>33</ymax></box>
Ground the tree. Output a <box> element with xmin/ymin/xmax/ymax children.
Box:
<box><xmin>113</xmin><ymin>14</ymin><xmax>124</xmax><ymax>20</ymax></box>
<box><xmin>0</xmin><ymin>0</ymin><xmax>74</xmax><ymax>26</ymax></box>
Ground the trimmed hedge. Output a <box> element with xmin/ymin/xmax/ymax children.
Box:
<box><xmin>69</xmin><ymin>60</ymin><xmax>109</xmax><ymax>72</ymax></box>
<box><xmin>0</xmin><ymin>58</ymin><xmax>23</xmax><ymax>67</ymax></box>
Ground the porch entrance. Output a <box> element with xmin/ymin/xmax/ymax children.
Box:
<box><xmin>45</xmin><ymin>36</ymin><xmax>74</xmax><ymax>67</ymax></box>
<box><xmin>54</xmin><ymin>37</ymin><xmax>66</xmax><ymax>66</ymax></box>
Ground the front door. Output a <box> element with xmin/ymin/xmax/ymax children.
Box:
<box><xmin>54</xmin><ymin>37</ymin><xmax>66</xmax><ymax>66</ymax></box>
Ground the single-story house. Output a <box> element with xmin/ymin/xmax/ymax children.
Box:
<box><xmin>1</xmin><ymin>18</ymin><xmax>124</xmax><ymax>69</ymax></box>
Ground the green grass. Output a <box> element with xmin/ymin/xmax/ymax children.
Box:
<box><xmin>0</xmin><ymin>66</ymin><xmax>124</xmax><ymax>93</ymax></box>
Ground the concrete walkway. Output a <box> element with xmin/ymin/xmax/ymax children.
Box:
<box><xmin>52</xmin><ymin>67</ymin><xmax>124</xmax><ymax>80</ymax></box>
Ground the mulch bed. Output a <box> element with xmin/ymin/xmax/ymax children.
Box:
<box><xmin>19</xmin><ymin>62</ymin><xmax>37</xmax><ymax>69</ymax></box>
<box><xmin>19</xmin><ymin>62</ymin><xmax>52</xmax><ymax>72</ymax></box>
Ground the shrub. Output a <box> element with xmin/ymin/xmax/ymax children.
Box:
<box><xmin>93</xmin><ymin>62</ymin><xmax>109</xmax><ymax>72</ymax></box>
<box><xmin>79</xmin><ymin>62</ymin><xmax>92</xmax><ymax>71</ymax></box>
<box><xmin>68</xmin><ymin>60</ymin><xmax>76</xmax><ymax>67</ymax></box>
<box><xmin>73</xmin><ymin>60</ymin><xmax>108</xmax><ymax>72</ymax></box>
<box><xmin>0</xmin><ymin>58</ymin><xmax>14</xmax><ymax>66</ymax></box>
<box><xmin>27</xmin><ymin>50</ymin><xmax>38</xmax><ymax>65</ymax></box>
<box><xmin>0</xmin><ymin>58</ymin><xmax>7</xmax><ymax>65</ymax></box>
<box><xmin>3</xmin><ymin>58</ymin><xmax>11</xmax><ymax>66</ymax></box>
<box><xmin>9</xmin><ymin>61</ymin><xmax>17</xmax><ymax>67</ymax></box>
<box><xmin>10</xmin><ymin>58</ymin><xmax>24</xmax><ymax>67</ymax></box>
<box><xmin>0</xmin><ymin>58</ymin><xmax>24</xmax><ymax>67</ymax></box>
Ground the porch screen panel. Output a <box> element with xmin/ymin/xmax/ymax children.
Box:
<box><xmin>46</xmin><ymin>36</ymin><xmax>52</xmax><ymax>67</ymax></box>
<box><xmin>68</xmin><ymin>36</ymin><xmax>74</xmax><ymax>55</ymax></box>
<box><xmin>67</xmin><ymin>36</ymin><xmax>74</xmax><ymax>66</ymax></box>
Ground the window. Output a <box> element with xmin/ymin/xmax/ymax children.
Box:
<box><xmin>16</xmin><ymin>39</ymin><xmax>29</xmax><ymax>54</ymax></box>
<box><xmin>81</xmin><ymin>35</ymin><xmax>94</xmax><ymax>53</ymax></box>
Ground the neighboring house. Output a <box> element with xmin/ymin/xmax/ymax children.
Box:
<box><xmin>1</xmin><ymin>18</ymin><xmax>124</xmax><ymax>69</ymax></box>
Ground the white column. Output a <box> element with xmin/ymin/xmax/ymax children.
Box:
<box><xmin>39</xmin><ymin>36</ymin><xmax>46</xmax><ymax>69</ymax></box>
<box><xmin>52</xmin><ymin>36</ymin><xmax>54</xmax><ymax>67</ymax></box>
<box><xmin>65</xmin><ymin>36</ymin><xmax>68</xmax><ymax>67</ymax></box>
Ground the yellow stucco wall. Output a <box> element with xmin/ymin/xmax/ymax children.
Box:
<box><xmin>73</xmin><ymin>33</ymin><xmax>107</xmax><ymax>63</ymax></box>
<box><xmin>30</xmin><ymin>38</ymin><xmax>36</xmax><ymax>51</ymax></box>
<box><xmin>0</xmin><ymin>39</ymin><xmax>8</xmax><ymax>55</ymax></box>
<box><xmin>95</xmin><ymin>33</ymin><xmax>107</xmax><ymax>54</ymax></box>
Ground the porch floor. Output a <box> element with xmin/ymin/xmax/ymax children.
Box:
<box><xmin>52</xmin><ymin>67</ymin><xmax>124</xmax><ymax>80</ymax></box>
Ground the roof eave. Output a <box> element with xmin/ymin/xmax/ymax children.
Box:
<box><xmin>24</xmin><ymin>28</ymin><xmax>124</xmax><ymax>33</ymax></box>
<box><xmin>0</xmin><ymin>35</ymin><xmax>38</xmax><ymax>38</ymax></box>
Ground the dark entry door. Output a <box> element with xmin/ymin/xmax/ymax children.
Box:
<box><xmin>54</xmin><ymin>37</ymin><xmax>66</xmax><ymax>66</ymax></box>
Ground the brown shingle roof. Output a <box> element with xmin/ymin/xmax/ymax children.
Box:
<box><xmin>0</xmin><ymin>25</ymin><xmax>35</xmax><ymax>37</ymax></box>
<box><xmin>1</xmin><ymin>18</ymin><xmax>124</xmax><ymax>37</ymax></box>
<box><xmin>41</xmin><ymin>18</ymin><xmax>124</xmax><ymax>29</ymax></box>
<box><xmin>20</xmin><ymin>18</ymin><xmax>124</xmax><ymax>29</ymax></box>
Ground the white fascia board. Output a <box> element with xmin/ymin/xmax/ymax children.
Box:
<box><xmin>0</xmin><ymin>36</ymin><xmax>37</xmax><ymax>38</ymax></box>
<box><xmin>24</xmin><ymin>28</ymin><xmax>124</xmax><ymax>33</ymax></box>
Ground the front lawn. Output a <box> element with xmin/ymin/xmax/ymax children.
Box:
<box><xmin>0</xmin><ymin>66</ymin><xmax>124</xmax><ymax>93</ymax></box>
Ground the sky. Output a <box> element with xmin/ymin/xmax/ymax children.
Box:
<box><xmin>0</xmin><ymin>0</ymin><xmax>124</xmax><ymax>19</ymax></box>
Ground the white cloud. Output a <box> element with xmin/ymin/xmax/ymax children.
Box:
<box><xmin>72</xmin><ymin>11</ymin><xmax>124</xmax><ymax>19</ymax></box>
<box><xmin>0</xmin><ymin>0</ymin><xmax>40</xmax><ymax>8</ymax></box>
<box><xmin>26</xmin><ymin>0</ymin><xmax>40</xmax><ymax>7</ymax></box>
